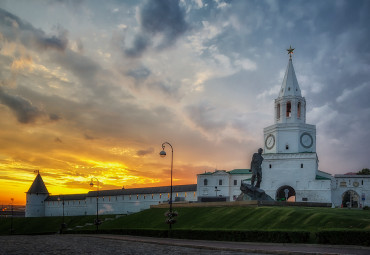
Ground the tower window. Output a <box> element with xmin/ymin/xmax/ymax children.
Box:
<box><xmin>277</xmin><ymin>104</ymin><xmax>280</xmax><ymax>119</ymax></box>
<box><xmin>234</xmin><ymin>180</ymin><xmax>237</xmax><ymax>185</ymax></box>
<box><xmin>286</xmin><ymin>102</ymin><xmax>291</xmax><ymax>117</ymax></box>
<box><xmin>288</xmin><ymin>87</ymin><xmax>290</xmax><ymax>91</ymax></box>
<box><xmin>286</xmin><ymin>144</ymin><xmax>289</xmax><ymax>150</ymax></box>
<box><xmin>269</xmin><ymin>164</ymin><xmax>272</xmax><ymax>168</ymax></box>
<box><xmin>219</xmin><ymin>179</ymin><xmax>222</xmax><ymax>185</ymax></box>
<box><xmin>301</xmin><ymin>163</ymin><xmax>303</xmax><ymax>168</ymax></box>
<box><xmin>204</xmin><ymin>179</ymin><xmax>208</xmax><ymax>186</ymax></box>
<box><xmin>297</xmin><ymin>102</ymin><xmax>301</xmax><ymax>118</ymax></box>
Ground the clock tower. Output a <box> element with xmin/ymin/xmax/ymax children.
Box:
<box><xmin>260</xmin><ymin>47</ymin><xmax>330</xmax><ymax>203</ymax></box>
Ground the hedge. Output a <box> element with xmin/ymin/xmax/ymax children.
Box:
<box><xmin>65</xmin><ymin>228</ymin><xmax>310</xmax><ymax>243</ymax></box>
<box><xmin>316</xmin><ymin>230</ymin><xmax>370</xmax><ymax>246</ymax></box>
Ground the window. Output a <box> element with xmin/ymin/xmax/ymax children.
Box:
<box><xmin>286</xmin><ymin>101</ymin><xmax>291</xmax><ymax>117</ymax></box>
<box><xmin>277</xmin><ymin>104</ymin><xmax>280</xmax><ymax>119</ymax></box>
<box><xmin>109</xmin><ymin>196</ymin><xmax>111</xmax><ymax>201</ymax></box>
<box><xmin>152</xmin><ymin>194</ymin><xmax>154</xmax><ymax>199</ymax></box>
<box><xmin>362</xmin><ymin>180</ymin><xmax>364</xmax><ymax>185</ymax></box>
<box><xmin>129</xmin><ymin>195</ymin><xmax>131</xmax><ymax>200</ymax></box>
<box><xmin>137</xmin><ymin>195</ymin><xmax>139</xmax><ymax>200</ymax></box>
<box><xmin>234</xmin><ymin>180</ymin><xmax>237</xmax><ymax>185</ymax></box>
<box><xmin>301</xmin><ymin>163</ymin><xmax>303</xmax><ymax>168</ymax></box>
<box><xmin>185</xmin><ymin>192</ymin><xmax>187</xmax><ymax>197</ymax></box>
<box><xmin>269</xmin><ymin>164</ymin><xmax>272</xmax><ymax>168</ymax></box>
<box><xmin>286</xmin><ymin>144</ymin><xmax>289</xmax><ymax>150</ymax></box>
<box><xmin>143</xmin><ymin>195</ymin><xmax>146</xmax><ymax>199</ymax></box>
<box><xmin>168</xmin><ymin>193</ymin><xmax>170</xmax><ymax>198</ymax></box>
<box><xmin>204</xmin><ymin>179</ymin><xmax>208</xmax><ymax>186</ymax></box>
<box><xmin>297</xmin><ymin>102</ymin><xmax>301</xmax><ymax>118</ymax></box>
<box><xmin>219</xmin><ymin>179</ymin><xmax>222</xmax><ymax>185</ymax></box>
<box><xmin>176</xmin><ymin>193</ymin><xmax>178</xmax><ymax>197</ymax></box>
<box><xmin>194</xmin><ymin>192</ymin><xmax>196</xmax><ymax>197</ymax></box>
<box><xmin>160</xmin><ymin>193</ymin><xmax>162</xmax><ymax>198</ymax></box>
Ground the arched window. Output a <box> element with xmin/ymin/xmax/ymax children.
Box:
<box><xmin>297</xmin><ymin>102</ymin><xmax>301</xmax><ymax>118</ymax></box>
<box><xmin>286</xmin><ymin>102</ymin><xmax>291</xmax><ymax>117</ymax></box>
<box><xmin>277</xmin><ymin>104</ymin><xmax>280</xmax><ymax>119</ymax></box>
<box><xmin>204</xmin><ymin>179</ymin><xmax>208</xmax><ymax>186</ymax></box>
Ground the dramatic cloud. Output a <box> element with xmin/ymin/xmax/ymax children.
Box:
<box><xmin>0</xmin><ymin>8</ymin><xmax>68</xmax><ymax>51</ymax></box>
<box><xmin>124</xmin><ymin>0</ymin><xmax>189</xmax><ymax>57</ymax></box>
<box><xmin>0</xmin><ymin>87</ymin><xmax>43</xmax><ymax>123</ymax></box>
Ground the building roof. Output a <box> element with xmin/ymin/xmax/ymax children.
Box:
<box><xmin>46</xmin><ymin>194</ymin><xmax>87</xmax><ymax>201</ymax></box>
<box><xmin>228</xmin><ymin>169</ymin><xmax>252</xmax><ymax>174</ymax></box>
<box><xmin>87</xmin><ymin>184</ymin><xmax>197</xmax><ymax>197</ymax></box>
<box><xmin>279</xmin><ymin>58</ymin><xmax>302</xmax><ymax>98</ymax></box>
<box><xmin>315</xmin><ymin>175</ymin><xmax>331</xmax><ymax>180</ymax></box>
<box><xmin>27</xmin><ymin>174</ymin><xmax>49</xmax><ymax>194</ymax></box>
<box><xmin>199</xmin><ymin>169</ymin><xmax>252</xmax><ymax>176</ymax></box>
<box><xmin>334</xmin><ymin>174</ymin><xmax>370</xmax><ymax>178</ymax></box>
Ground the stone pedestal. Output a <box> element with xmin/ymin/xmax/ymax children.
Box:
<box><xmin>237</xmin><ymin>181</ymin><xmax>274</xmax><ymax>201</ymax></box>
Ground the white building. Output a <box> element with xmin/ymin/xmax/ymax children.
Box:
<box><xmin>197</xmin><ymin>169</ymin><xmax>252</xmax><ymax>202</ymax></box>
<box><xmin>25</xmin><ymin>51</ymin><xmax>370</xmax><ymax>217</ymax></box>
<box><xmin>260</xmin><ymin>54</ymin><xmax>332</xmax><ymax>203</ymax></box>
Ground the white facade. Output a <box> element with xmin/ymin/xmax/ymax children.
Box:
<box><xmin>260</xmin><ymin>56</ymin><xmax>331</xmax><ymax>203</ymax></box>
<box><xmin>197</xmin><ymin>169</ymin><xmax>252</xmax><ymax>202</ymax></box>
<box><xmin>331</xmin><ymin>175</ymin><xmax>370</xmax><ymax>208</ymax></box>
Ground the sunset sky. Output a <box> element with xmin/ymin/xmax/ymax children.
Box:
<box><xmin>1</xmin><ymin>0</ymin><xmax>370</xmax><ymax>205</ymax></box>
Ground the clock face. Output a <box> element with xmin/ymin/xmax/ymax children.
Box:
<box><xmin>300</xmin><ymin>132</ymin><xmax>313</xmax><ymax>148</ymax></box>
<box><xmin>265</xmin><ymin>134</ymin><xmax>275</xmax><ymax>150</ymax></box>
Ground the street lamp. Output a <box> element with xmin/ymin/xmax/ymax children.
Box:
<box><xmin>90</xmin><ymin>178</ymin><xmax>101</xmax><ymax>232</ymax></box>
<box><xmin>10</xmin><ymin>198</ymin><xmax>14</xmax><ymax>235</ymax></box>
<box><xmin>57</xmin><ymin>195</ymin><xmax>66</xmax><ymax>233</ymax></box>
<box><xmin>160</xmin><ymin>142</ymin><xmax>176</xmax><ymax>230</ymax></box>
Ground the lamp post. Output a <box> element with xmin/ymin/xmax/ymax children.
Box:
<box><xmin>10</xmin><ymin>198</ymin><xmax>14</xmax><ymax>235</ymax></box>
<box><xmin>160</xmin><ymin>142</ymin><xmax>175</xmax><ymax>230</ymax></box>
<box><xmin>90</xmin><ymin>178</ymin><xmax>100</xmax><ymax>232</ymax></box>
<box><xmin>57</xmin><ymin>195</ymin><xmax>65</xmax><ymax>233</ymax></box>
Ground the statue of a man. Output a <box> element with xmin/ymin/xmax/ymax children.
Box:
<box><xmin>250</xmin><ymin>148</ymin><xmax>263</xmax><ymax>188</ymax></box>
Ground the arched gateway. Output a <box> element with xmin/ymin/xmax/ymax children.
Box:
<box><xmin>276</xmin><ymin>185</ymin><xmax>296</xmax><ymax>202</ymax></box>
<box><xmin>342</xmin><ymin>190</ymin><xmax>360</xmax><ymax>208</ymax></box>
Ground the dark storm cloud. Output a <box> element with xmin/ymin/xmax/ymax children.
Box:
<box><xmin>0</xmin><ymin>87</ymin><xmax>43</xmax><ymax>124</ymax></box>
<box><xmin>124</xmin><ymin>0</ymin><xmax>189</xmax><ymax>57</ymax></box>
<box><xmin>185</xmin><ymin>101</ymin><xmax>227</xmax><ymax>132</ymax></box>
<box><xmin>0</xmin><ymin>8</ymin><xmax>68</xmax><ymax>51</ymax></box>
<box><xmin>136</xmin><ymin>147</ymin><xmax>154</xmax><ymax>156</ymax></box>
<box><xmin>127</xmin><ymin>66</ymin><xmax>151</xmax><ymax>80</ymax></box>
<box><xmin>49</xmin><ymin>113</ymin><xmax>61</xmax><ymax>121</ymax></box>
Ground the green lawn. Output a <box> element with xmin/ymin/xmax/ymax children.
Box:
<box><xmin>99</xmin><ymin>206</ymin><xmax>370</xmax><ymax>231</ymax></box>
<box><xmin>1</xmin><ymin>206</ymin><xmax>369</xmax><ymax>235</ymax></box>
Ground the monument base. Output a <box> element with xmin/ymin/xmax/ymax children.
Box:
<box><xmin>237</xmin><ymin>181</ymin><xmax>274</xmax><ymax>201</ymax></box>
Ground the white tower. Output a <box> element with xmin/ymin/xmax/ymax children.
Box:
<box><xmin>260</xmin><ymin>47</ymin><xmax>330</xmax><ymax>203</ymax></box>
<box><xmin>25</xmin><ymin>173</ymin><xmax>49</xmax><ymax>217</ymax></box>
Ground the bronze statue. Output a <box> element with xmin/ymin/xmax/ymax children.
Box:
<box><xmin>251</xmin><ymin>148</ymin><xmax>263</xmax><ymax>188</ymax></box>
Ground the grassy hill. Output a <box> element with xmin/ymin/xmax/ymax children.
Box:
<box><xmin>1</xmin><ymin>206</ymin><xmax>369</xmax><ymax>236</ymax></box>
<box><xmin>99</xmin><ymin>206</ymin><xmax>370</xmax><ymax>231</ymax></box>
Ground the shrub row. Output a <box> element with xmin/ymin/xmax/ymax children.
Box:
<box><xmin>65</xmin><ymin>228</ymin><xmax>310</xmax><ymax>243</ymax></box>
<box><xmin>316</xmin><ymin>230</ymin><xmax>370</xmax><ymax>246</ymax></box>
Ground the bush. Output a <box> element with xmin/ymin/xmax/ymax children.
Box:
<box><xmin>316</xmin><ymin>231</ymin><xmax>370</xmax><ymax>246</ymax></box>
<box><xmin>363</xmin><ymin>206</ymin><xmax>369</xmax><ymax>210</ymax></box>
<box><xmin>65</xmin><ymin>228</ymin><xmax>310</xmax><ymax>243</ymax></box>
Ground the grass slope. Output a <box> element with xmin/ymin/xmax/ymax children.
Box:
<box><xmin>99</xmin><ymin>207</ymin><xmax>370</xmax><ymax>231</ymax></box>
<box><xmin>1</xmin><ymin>206</ymin><xmax>369</xmax><ymax>235</ymax></box>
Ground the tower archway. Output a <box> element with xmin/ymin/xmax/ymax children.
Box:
<box><xmin>276</xmin><ymin>185</ymin><xmax>296</xmax><ymax>202</ymax></box>
<box><xmin>341</xmin><ymin>190</ymin><xmax>360</xmax><ymax>208</ymax></box>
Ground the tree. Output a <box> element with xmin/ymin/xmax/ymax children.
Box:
<box><xmin>357</xmin><ymin>168</ymin><xmax>370</xmax><ymax>175</ymax></box>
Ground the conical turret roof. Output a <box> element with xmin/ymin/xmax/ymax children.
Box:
<box><xmin>27</xmin><ymin>173</ymin><xmax>49</xmax><ymax>194</ymax></box>
<box><xmin>278</xmin><ymin>58</ymin><xmax>301</xmax><ymax>97</ymax></box>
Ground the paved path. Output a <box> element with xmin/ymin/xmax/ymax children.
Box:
<box><xmin>1</xmin><ymin>234</ymin><xmax>370</xmax><ymax>255</ymax></box>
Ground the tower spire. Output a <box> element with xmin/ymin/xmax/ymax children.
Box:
<box><xmin>287</xmin><ymin>45</ymin><xmax>295</xmax><ymax>59</ymax></box>
<box><xmin>278</xmin><ymin>46</ymin><xmax>301</xmax><ymax>98</ymax></box>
